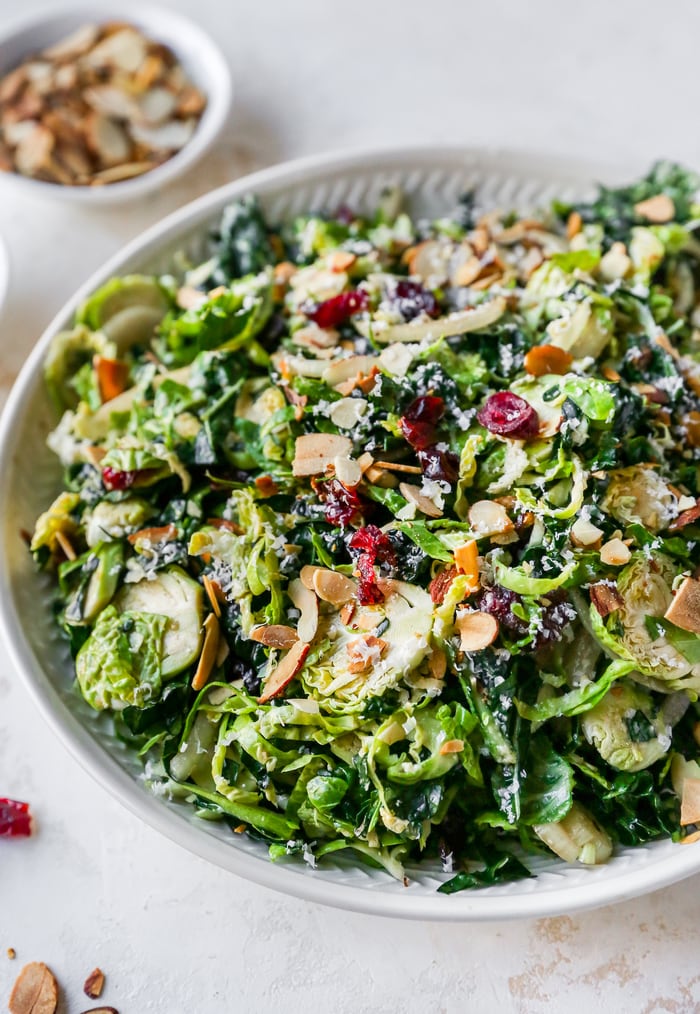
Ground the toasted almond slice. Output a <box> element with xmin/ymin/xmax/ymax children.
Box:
<box><xmin>131</xmin><ymin>117</ymin><xmax>196</xmax><ymax>152</ymax></box>
<box><xmin>292</xmin><ymin>324</ymin><xmax>339</xmax><ymax>351</ymax></box>
<box><xmin>599</xmin><ymin>538</ymin><xmax>631</xmax><ymax>567</ymax></box>
<box><xmin>177</xmin><ymin>285</ymin><xmax>207</xmax><ymax>310</ymax></box>
<box><xmin>137</xmin><ymin>87</ymin><xmax>178</xmax><ymax>126</ymax></box>
<box><xmin>334</xmin><ymin>455</ymin><xmax>362</xmax><ymax>487</ymax></box>
<box><xmin>399</xmin><ymin>482</ymin><xmax>443</xmax><ymax>518</ymax></box>
<box><xmin>365</xmin><ymin>465</ymin><xmax>397</xmax><ymax>488</ymax></box>
<box><xmin>340</xmin><ymin>601</ymin><xmax>356</xmax><ymax>625</ymax></box>
<box><xmin>87</xmin><ymin>27</ymin><xmax>148</xmax><ymax>73</ymax></box>
<box><xmin>127</xmin><ymin>524</ymin><xmax>176</xmax><ymax>546</ymax></box>
<box><xmin>523</xmin><ymin>344</ymin><xmax>573</xmax><ymax>377</ymax></box>
<box><xmin>9</xmin><ymin>961</ymin><xmax>58</xmax><ymax>1014</ymax></box>
<box><xmin>681</xmin><ymin>829</ymin><xmax>700</xmax><ymax>845</ymax></box>
<box><xmin>202</xmin><ymin>575</ymin><xmax>222</xmax><ymax>617</ymax></box>
<box><xmin>83</xmin><ymin>967</ymin><xmax>105</xmax><ymax>1000</ymax></box>
<box><xmin>258</xmin><ymin>640</ymin><xmax>309</xmax><ymax>703</ymax></box>
<box><xmin>669</xmin><ymin>502</ymin><xmax>700</xmax><ymax>531</ymax></box>
<box><xmin>374</xmin><ymin>460</ymin><xmax>423</xmax><ymax>474</ymax></box>
<box><xmin>664</xmin><ymin>577</ymin><xmax>700</xmax><ymax>635</ymax></box>
<box><xmin>439</xmin><ymin>739</ymin><xmax>465</xmax><ymax>755</ymax></box>
<box><xmin>250</xmin><ymin>624</ymin><xmax>299</xmax><ymax>650</ymax></box>
<box><xmin>299</xmin><ymin>565</ymin><xmax>321</xmax><ymax>590</ymax></box>
<box><xmin>428</xmin><ymin>646</ymin><xmax>447</xmax><ymax>680</ymax></box>
<box><xmin>15</xmin><ymin>123</ymin><xmax>54</xmax><ymax>175</ymax></box>
<box><xmin>599</xmin><ymin>241</ymin><xmax>631</xmax><ymax>282</ymax></box>
<box><xmin>292</xmin><ymin>432</ymin><xmax>352</xmax><ymax>477</ymax></box>
<box><xmin>329</xmin><ymin>396</ymin><xmax>367</xmax><ymax>429</ymax></box>
<box><xmin>451</xmin><ymin>254</ymin><xmax>482</xmax><ymax>287</ymax></box>
<box><xmin>680</xmin><ymin>777</ymin><xmax>700</xmax><ymax>826</ymax></box>
<box><xmin>589</xmin><ymin>581</ymin><xmax>623</xmax><ymax>618</ymax></box>
<box><xmin>682</xmin><ymin>412</ymin><xmax>700</xmax><ymax>447</ymax></box>
<box><xmin>54</xmin><ymin>142</ymin><xmax>92</xmax><ymax>180</ymax></box>
<box><xmin>90</xmin><ymin>160</ymin><xmax>156</xmax><ymax>185</ymax></box>
<box><xmin>83</xmin><ymin>445</ymin><xmax>106</xmax><ymax>467</ymax></box>
<box><xmin>634</xmin><ymin>194</ymin><xmax>675</xmax><ymax>223</ymax></box>
<box><xmin>570</xmin><ymin>516</ymin><xmax>604</xmax><ymax>548</ymax></box>
<box><xmin>191</xmin><ymin>613</ymin><xmax>220</xmax><ymax>691</ymax></box>
<box><xmin>85</xmin><ymin>113</ymin><xmax>131</xmax><ymax>167</ymax></box>
<box><xmin>0</xmin><ymin>66</ymin><xmax>28</xmax><ymax>105</ymax></box>
<box><xmin>322</xmin><ymin>355</ymin><xmax>378</xmax><ymax>387</ymax></box>
<box><xmin>328</xmin><ymin>250</ymin><xmax>357</xmax><ymax>272</ymax></box>
<box><xmin>312</xmin><ymin>568</ymin><xmax>357</xmax><ymax>605</ymax></box>
<box><xmin>403</xmin><ymin>239</ymin><xmax>450</xmax><ymax>284</ymax></box>
<box><xmin>84</xmin><ymin>84</ymin><xmax>140</xmax><ymax>121</ymax></box>
<box><xmin>289</xmin><ymin>577</ymin><xmax>319</xmax><ymax>643</ymax></box>
<box><xmin>54</xmin><ymin>530</ymin><xmax>76</xmax><ymax>561</ymax></box>
<box><xmin>3</xmin><ymin>119</ymin><xmax>39</xmax><ymax>148</ymax></box>
<box><xmin>566</xmin><ymin>211</ymin><xmax>583</xmax><ymax>240</ymax></box>
<box><xmin>456</xmin><ymin>610</ymin><xmax>499</xmax><ymax>652</ymax></box>
<box><xmin>176</xmin><ymin>85</ymin><xmax>207</xmax><ymax>117</ymax></box>
<box><xmin>43</xmin><ymin>23</ymin><xmax>99</xmax><ymax>61</ymax></box>
<box><xmin>346</xmin><ymin>634</ymin><xmax>387</xmax><ymax>673</ymax></box>
<box><xmin>468</xmin><ymin>500</ymin><xmax>512</xmax><ymax>537</ymax></box>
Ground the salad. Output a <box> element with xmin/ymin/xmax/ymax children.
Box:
<box><xmin>31</xmin><ymin>163</ymin><xmax>700</xmax><ymax>892</ymax></box>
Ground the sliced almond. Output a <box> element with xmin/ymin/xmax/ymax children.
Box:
<box><xmin>292</xmin><ymin>324</ymin><xmax>339</xmax><ymax>351</ymax></box>
<box><xmin>14</xmin><ymin>124</ymin><xmax>54</xmax><ymax>175</ymax></box>
<box><xmin>83</xmin><ymin>968</ymin><xmax>105</xmax><ymax>1000</ymax></box>
<box><xmin>321</xmin><ymin>355</ymin><xmax>378</xmax><ymax>388</ymax></box>
<box><xmin>328</xmin><ymin>250</ymin><xmax>356</xmax><ymax>272</ymax></box>
<box><xmin>681</xmin><ymin>829</ymin><xmax>700</xmax><ymax>845</ymax></box>
<box><xmin>346</xmin><ymin>634</ymin><xmax>387</xmax><ymax>673</ymax></box>
<box><xmin>176</xmin><ymin>286</ymin><xmax>207</xmax><ymax>310</ymax></box>
<box><xmin>451</xmin><ymin>254</ymin><xmax>482</xmax><ymax>287</ymax></box>
<box><xmin>288</xmin><ymin>577</ymin><xmax>319</xmax><ymax>643</ymax></box>
<box><xmin>456</xmin><ymin>610</ymin><xmax>499</xmax><ymax>652</ymax></box>
<box><xmin>566</xmin><ymin>211</ymin><xmax>583</xmax><ymax>240</ymax></box>
<box><xmin>131</xmin><ymin>118</ymin><xmax>196</xmax><ymax>152</ymax></box>
<box><xmin>176</xmin><ymin>85</ymin><xmax>207</xmax><ymax>117</ymax></box>
<box><xmin>598</xmin><ymin>242</ymin><xmax>631</xmax><ymax>283</ymax></box>
<box><xmin>90</xmin><ymin>161</ymin><xmax>154</xmax><ymax>184</ymax></box>
<box><xmin>365</xmin><ymin>465</ymin><xmax>397</xmax><ymax>488</ymax></box>
<box><xmin>399</xmin><ymin>482</ymin><xmax>443</xmax><ymax>518</ymax></box>
<box><xmin>55</xmin><ymin>529</ymin><xmax>77</xmax><ymax>561</ymax></box>
<box><xmin>664</xmin><ymin>577</ymin><xmax>700</xmax><ymax>635</ymax></box>
<box><xmin>669</xmin><ymin>501</ymin><xmax>700</xmax><ymax>531</ymax></box>
<box><xmin>468</xmin><ymin>500</ymin><xmax>513</xmax><ymax>537</ymax></box>
<box><xmin>373</xmin><ymin>460</ymin><xmax>423</xmax><ymax>475</ymax></box>
<box><xmin>43</xmin><ymin>23</ymin><xmax>100</xmax><ymax>61</ymax></box>
<box><xmin>258</xmin><ymin>640</ymin><xmax>309</xmax><ymax>703</ymax></box>
<box><xmin>292</xmin><ymin>433</ymin><xmax>352</xmax><ymax>477</ymax></box>
<box><xmin>599</xmin><ymin>538</ymin><xmax>631</xmax><ymax>567</ymax></box>
<box><xmin>127</xmin><ymin>524</ymin><xmax>176</xmax><ymax>546</ymax></box>
<box><xmin>136</xmin><ymin>87</ymin><xmax>178</xmax><ymax>125</ymax></box>
<box><xmin>680</xmin><ymin>777</ymin><xmax>700</xmax><ymax>826</ymax></box>
<box><xmin>634</xmin><ymin>194</ymin><xmax>675</xmax><ymax>223</ymax></box>
<box><xmin>312</xmin><ymin>568</ymin><xmax>357</xmax><ymax>605</ymax></box>
<box><xmin>439</xmin><ymin>739</ymin><xmax>464</xmax><ymax>755</ymax></box>
<box><xmin>570</xmin><ymin>516</ymin><xmax>604</xmax><ymax>548</ymax></box>
<box><xmin>589</xmin><ymin>581</ymin><xmax>623</xmax><ymax>618</ymax></box>
<box><xmin>523</xmin><ymin>344</ymin><xmax>573</xmax><ymax>377</ymax></box>
<box><xmin>682</xmin><ymin>412</ymin><xmax>700</xmax><ymax>447</ymax></box>
<box><xmin>191</xmin><ymin>613</ymin><xmax>220</xmax><ymax>691</ymax></box>
<box><xmin>250</xmin><ymin>624</ymin><xmax>299</xmax><ymax>650</ymax></box>
<box><xmin>83</xmin><ymin>84</ymin><xmax>139</xmax><ymax>121</ymax></box>
<box><xmin>428</xmin><ymin>645</ymin><xmax>447</xmax><ymax>680</ymax></box>
<box><xmin>329</xmin><ymin>396</ymin><xmax>367</xmax><ymax>429</ymax></box>
<box><xmin>334</xmin><ymin>455</ymin><xmax>362</xmax><ymax>487</ymax></box>
<box><xmin>86</xmin><ymin>28</ymin><xmax>148</xmax><ymax>73</ymax></box>
<box><xmin>85</xmin><ymin>114</ymin><xmax>130</xmax><ymax>167</ymax></box>
<box><xmin>0</xmin><ymin>67</ymin><xmax>28</xmax><ymax>105</ymax></box>
<box><xmin>9</xmin><ymin>961</ymin><xmax>58</xmax><ymax>1014</ymax></box>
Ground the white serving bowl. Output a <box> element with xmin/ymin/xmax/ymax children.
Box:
<box><xmin>0</xmin><ymin>3</ymin><xmax>232</xmax><ymax>203</ymax></box>
<box><xmin>2</xmin><ymin>145</ymin><xmax>696</xmax><ymax>921</ymax></box>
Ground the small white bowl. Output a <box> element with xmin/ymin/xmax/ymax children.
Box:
<box><xmin>0</xmin><ymin>3</ymin><xmax>232</xmax><ymax>204</ymax></box>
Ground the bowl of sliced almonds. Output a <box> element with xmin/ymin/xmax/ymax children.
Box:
<box><xmin>0</xmin><ymin>4</ymin><xmax>232</xmax><ymax>202</ymax></box>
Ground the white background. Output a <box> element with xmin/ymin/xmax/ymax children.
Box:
<box><xmin>2</xmin><ymin>1</ymin><xmax>700</xmax><ymax>1011</ymax></box>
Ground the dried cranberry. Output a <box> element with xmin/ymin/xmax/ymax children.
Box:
<box><xmin>399</xmin><ymin>395</ymin><xmax>445</xmax><ymax>451</ymax></box>
<box><xmin>349</xmin><ymin>524</ymin><xmax>396</xmax><ymax>604</ymax></box>
<box><xmin>391</xmin><ymin>280</ymin><xmax>439</xmax><ymax>321</ymax></box>
<box><xmin>102</xmin><ymin>467</ymin><xmax>138</xmax><ymax>491</ymax></box>
<box><xmin>321</xmin><ymin>478</ymin><xmax>369</xmax><ymax>527</ymax></box>
<box><xmin>477</xmin><ymin>586</ymin><xmax>528</xmax><ymax>638</ymax></box>
<box><xmin>534</xmin><ymin>594</ymin><xmax>576</xmax><ymax>649</ymax></box>
<box><xmin>306</xmin><ymin>289</ymin><xmax>368</xmax><ymax>329</ymax></box>
<box><xmin>0</xmin><ymin>798</ymin><xmax>32</xmax><ymax>838</ymax></box>
<box><xmin>477</xmin><ymin>392</ymin><xmax>539</xmax><ymax>439</ymax></box>
<box><xmin>417</xmin><ymin>446</ymin><xmax>459</xmax><ymax>483</ymax></box>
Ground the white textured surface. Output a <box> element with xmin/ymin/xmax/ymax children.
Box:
<box><xmin>2</xmin><ymin>0</ymin><xmax>700</xmax><ymax>1010</ymax></box>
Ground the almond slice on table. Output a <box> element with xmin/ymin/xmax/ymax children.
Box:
<box><xmin>680</xmin><ymin>777</ymin><xmax>700</xmax><ymax>826</ymax></box>
<box><xmin>292</xmin><ymin>433</ymin><xmax>352</xmax><ymax>477</ymax></box>
<box><xmin>191</xmin><ymin>613</ymin><xmax>220</xmax><ymax>691</ymax></box>
<box><xmin>288</xmin><ymin>577</ymin><xmax>319</xmax><ymax>642</ymax></box>
<box><xmin>250</xmin><ymin>624</ymin><xmax>299</xmax><ymax>650</ymax></box>
<box><xmin>258</xmin><ymin>640</ymin><xmax>309</xmax><ymax>703</ymax></box>
<box><xmin>83</xmin><ymin>968</ymin><xmax>105</xmax><ymax>1000</ymax></box>
<box><xmin>634</xmin><ymin>194</ymin><xmax>675</xmax><ymax>223</ymax></box>
<box><xmin>9</xmin><ymin>961</ymin><xmax>58</xmax><ymax>1014</ymax></box>
<box><xmin>399</xmin><ymin>482</ymin><xmax>443</xmax><ymax>519</ymax></box>
<box><xmin>455</xmin><ymin>610</ymin><xmax>499</xmax><ymax>652</ymax></box>
<box><xmin>664</xmin><ymin>577</ymin><xmax>700</xmax><ymax>635</ymax></box>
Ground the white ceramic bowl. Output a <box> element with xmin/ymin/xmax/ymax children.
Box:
<box><xmin>2</xmin><ymin>145</ymin><xmax>698</xmax><ymax>921</ymax></box>
<box><xmin>0</xmin><ymin>234</ymin><xmax>9</xmax><ymax>314</ymax></box>
<box><xmin>0</xmin><ymin>3</ymin><xmax>232</xmax><ymax>203</ymax></box>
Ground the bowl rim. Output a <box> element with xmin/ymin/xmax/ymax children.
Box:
<box><xmin>3</xmin><ymin>143</ymin><xmax>699</xmax><ymax>921</ymax></box>
<box><xmin>0</xmin><ymin>1</ymin><xmax>233</xmax><ymax>203</ymax></box>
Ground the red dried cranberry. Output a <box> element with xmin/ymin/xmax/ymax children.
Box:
<box><xmin>321</xmin><ymin>478</ymin><xmax>369</xmax><ymax>527</ymax></box>
<box><xmin>477</xmin><ymin>586</ymin><xmax>528</xmax><ymax>637</ymax></box>
<box><xmin>349</xmin><ymin>524</ymin><xmax>396</xmax><ymax>566</ymax></box>
<box><xmin>417</xmin><ymin>446</ymin><xmax>459</xmax><ymax>483</ymax></box>
<box><xmin>477</xmin><ymin>391</ymin><xmax>539</xmax><ymax>439</ymax></box>
<box><xmin>102</xmin><ymin>467</ymin><xmax>138</xmax><ymax>491</ymax></box>
<box><xmin>534</xmin><ymin>593</ymin><xmax>576</xmax><ymax>649</ymax></box>
<box><xmin>0</xmin><ymin>798</ymin><xmax>32</xmax><ymax>838</ymax></box>
<box><xmin>392</xmin><ymin>280</ymin><xmax>439</xmax><ymax>321</ymax></box>
<box><xmin>399</xmin><ymin>395</ymin><xmax>445</xmax><ymax>451</ymax></box>
<box><xmin>306</xmin><ymin>289</ymin><xmax>368</xmax><ymax>329</ymax></box>
<box><xmin>355</xmin><ymin>553</ymin><xmax>384</xmax><ymax>605</ymax></box>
